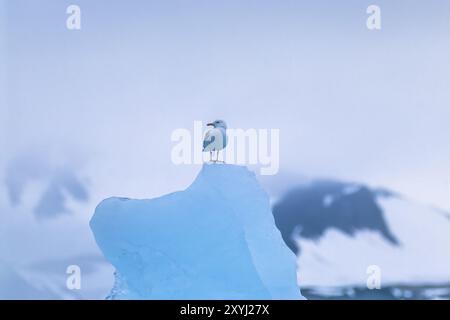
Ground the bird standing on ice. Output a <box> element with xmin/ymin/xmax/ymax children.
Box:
<box><xmin>203</xmin><ymin>120</ymin><xmax>228</xmax><ymax>162</ymax></box>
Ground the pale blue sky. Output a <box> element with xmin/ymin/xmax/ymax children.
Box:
<box><xmin>2</xmin><ymin>0</ymin><xmax>450</xmax><ymax>211</ymax></box>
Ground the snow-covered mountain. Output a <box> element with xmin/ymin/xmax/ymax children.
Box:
<box><xmin>0</xmin><ymin>157</ymin><xmax>114</xmax><ymax>300</ymax></box>
<box><xmin>272</xmin><ymin>180</ymin><xmax>450</xmax><ymax>292</ymax></box>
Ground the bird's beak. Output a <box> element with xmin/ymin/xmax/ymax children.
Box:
<box><xmin>207</xmin><ymin>122</ymin><xmax>214</xmax><ymax>126</ymax></box>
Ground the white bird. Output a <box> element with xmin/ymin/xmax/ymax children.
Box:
<box><xmin>203</xmin><ymin>120</ymin><xmax>228</xmax><ymax>162</ymax></box>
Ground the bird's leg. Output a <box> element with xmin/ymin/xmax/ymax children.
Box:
<box><xmin>217</xmin><ymin>150</ymin><xmax>225</xmax><ymax>163</ymax></box>
<box><xmin>209</xmin><ymin>151</ymin><xmax>212</xmax><ymax>162</ymax></box>
<box><xmin>216</xmin><ymin>150</ymin><xmax>219</xmax><ymax>162</ymax></box>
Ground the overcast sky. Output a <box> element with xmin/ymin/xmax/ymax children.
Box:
<box><xmin>2</xmin><ymin>0</ymin><xmax>450</xmax><ymax>212</ymax></box>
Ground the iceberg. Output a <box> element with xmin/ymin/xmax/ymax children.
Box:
<box><xmin>90</xmin><ymin>164</ymin><xmax>302</xmax><ymax>299</ymax></box>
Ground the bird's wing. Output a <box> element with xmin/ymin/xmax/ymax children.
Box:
<box><xmin>203</xmin><ymin>130</ymin><xmax>216</xmax><ymax>150</ymax></box>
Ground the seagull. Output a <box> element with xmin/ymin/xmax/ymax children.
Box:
<box><xmin>203</xmin><ymin>120</ymin><xmax>228</xmax><ymax>163</ymax></box>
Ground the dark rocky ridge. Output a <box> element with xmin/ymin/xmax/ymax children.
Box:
<box><xmin>272</xmin><ymin>180</ymin><xmax>399</xmax><ymax>254</ymax></box>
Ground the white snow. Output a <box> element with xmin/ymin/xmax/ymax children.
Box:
<box><xmin>90</xmin><ymin>164</ymin><xmax>302</xmax><ymax>299</ymax></box>
<box><xmin>322</xmin><ymin>194</ymin><xmax>335</xmax><ymax>207</ymax></box>
<box><xmin>321</xmin><ymin>184</ymin><xmax>361</xmax><ymax>208</ymax></box>
<box><xmin>342</xmin><ymin>185</ymin><xmax>361</xmax><ymax>195</ymax></box>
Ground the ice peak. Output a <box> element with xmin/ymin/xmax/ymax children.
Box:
<box><xmin>90</xmin><ymin>164</ymin><xmax>302</xmax><ymax>299</ymax></box>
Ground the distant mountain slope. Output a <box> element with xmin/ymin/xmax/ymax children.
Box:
<box><xmin>272</xmin><ymin>180</ymin><xmax>450</xmax><ymax>287</ymax></box>
<box><xmin>272</xmin><ymin>180</ymin><xmax>398</xmax><ymax>254</ymax></box>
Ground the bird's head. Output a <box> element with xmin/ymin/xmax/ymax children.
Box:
<box><xmin>207</xmin><ymin>120</ymin><xmax>227</xmax><ymax>129</ymax></box>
